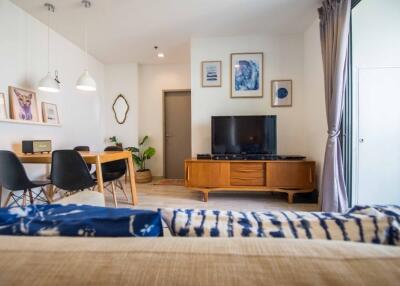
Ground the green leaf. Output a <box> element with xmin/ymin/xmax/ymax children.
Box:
<box><xmin>143</xmin><ymin>147</ymin><xmax>156</xmax><ymax>159</ymax></box>
<box><xmin>139</xmin><ymin>136</ymin><xmax>149</xmax><ymax>146</ymax></box>
<box><xmin>132</xmin><ymin>154</ymin><xmax>142</xmax><ymax>167</ymax></box>
<box><xmin>126</xmin><ymin>146</ymin><xmax>140</xmax><ymax>153</ymax></box>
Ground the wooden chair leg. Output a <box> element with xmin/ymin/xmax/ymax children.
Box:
<box><xmin>118</xmin><ymin>180</ymin><xmax>129</xmax><ymax>201</ymax></box>
<box><xmin>22</xmin><ymin>190</ymin><xmax>27</xmax><ymax>207</ymax></box>
<box><xmin>3</xmin><ymin>191</ymin><xmax>13</xmax><ymax>207</ymax></box>
<box><xmin>28</xmin><ymin>189</ymin><xmax>34</xmax><ymax>205</ymax></box>
<box><xmin>42</xmin><ymin>188</ymin><xmax>52</xmax><ymax>203</ymax></box>
<box><xmin>111</xmin><ymin>182</ymin><xmax>117</xmax><ymax>208</ymax></box>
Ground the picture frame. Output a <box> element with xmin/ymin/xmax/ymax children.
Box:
<box><xmin>0</xmin><ymin>92</ymin><xmax>7</xmax><ymax>120</ymax></box>
<box><xmin>42</xmin><ymin>102</ymin><xmax>60</xmax><ymax>124</ymax></box>
<box><xmin>8</xmin><ymin>86</ymin><xmax>40</xmax><ymax>122</ymax></box>
<box><xmin>271</xmin><ymin>80</ymin><xmax>292</xmax><ymax>107</ymax></box>
<box><xmin>201</xmin><ymin>61</ymin><xmax>222</xmax><ymax>87</ymax></box>
<box><xmin>230</xmin><ymin>52</ymin><xmax>263</xmax><ymax>98</ymax></box>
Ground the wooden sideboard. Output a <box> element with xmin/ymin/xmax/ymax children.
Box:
<box><xmin>185</xmin><ymin>159</ymin><xmax>316</xmax><ymax>203</ymax></box>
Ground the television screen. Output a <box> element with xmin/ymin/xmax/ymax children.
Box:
<box><xmin>212</xmin><ymin>115</ymin><xmax>276</xmax><ymax>155</ymax></box>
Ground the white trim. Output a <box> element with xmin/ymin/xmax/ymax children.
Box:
<box><xmin>0</xmin><ymin>118</ymin><xmax>61</xmax><ymax>127</ymax></box>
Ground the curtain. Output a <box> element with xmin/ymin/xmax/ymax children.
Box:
<box><xmin>319</xmin><ymin>0</ymin><xmax>351</xmax><ymax>212</ymax></box>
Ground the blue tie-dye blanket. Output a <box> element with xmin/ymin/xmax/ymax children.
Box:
<box><xmin>161</xmin><ymin>205</ymin><xmax>400</xmax><ymax>245</ymax></box>
<box><xmin>0</xmin><ymin>204</ymin><xmax>163</xmax><ymax>237</ymax></box>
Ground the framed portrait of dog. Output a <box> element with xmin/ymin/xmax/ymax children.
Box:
<box><xmin>9</xmin><ymin>86</ymin><xmax>40</xmax><ymax>122</ymax></box>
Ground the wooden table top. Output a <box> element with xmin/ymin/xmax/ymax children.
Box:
<box><xmin>17</xmin><ymin>151</ymin><xmax>132</xmax><ymax>164</ymax></box>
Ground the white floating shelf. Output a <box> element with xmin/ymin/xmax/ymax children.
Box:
<box><xmin>0</xmin><ymin>118</ymin><xmax>61</xmax><ymax>127</ymax></box>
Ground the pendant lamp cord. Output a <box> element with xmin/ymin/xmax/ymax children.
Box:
<box><xmin>85</xmin><ymin>19</ymin><xmax>88</xmax><ymax>70</ymax></box>
<box><xmin>47</xmin><ymin>7</ymin><xmax>50</xmax><ymax>73</ymax></box>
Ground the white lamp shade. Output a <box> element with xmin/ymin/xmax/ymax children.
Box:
<box><xmin>76</xmin><ymin>70</ymin><xmax>96</xmax><ymax>91</ymax></box>
<box><xmin>38</xmin><ymin>72</ymin><xmax>60</xmax><ymax>93</ymax></box>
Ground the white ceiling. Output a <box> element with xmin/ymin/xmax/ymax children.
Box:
<box><xmin>12</xmin><ymin>0</ymin><xmax>322</xmax><ymax>65</ymax></box>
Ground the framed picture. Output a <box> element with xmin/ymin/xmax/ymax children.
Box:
<box><xmin>42</xmin><ymin>102</ymin><xmax>59</xmax><ymax>124</ymax></box>
<box><xmin>271</xmin><ymin>80</ymin><xmax>292</xmax><ymax>107</ymax></box>
<box><xmin>202</xmin><ymin>61</ymin><xmax>222</xmax><ymax>87</ymax></box>
<box><xmin>8</xmin><ymin>86</ymin><xmax>40</xmax><ymax>122</ymax></box>
<box><xmin>0</xmin><ymin>92</ymin><xmax>7</xmax><ymax>120</ymax></box>
<box><xmin>231</xmin><ymin>52</ymin><xmax>263</xmax><ymax>98</ymax></box>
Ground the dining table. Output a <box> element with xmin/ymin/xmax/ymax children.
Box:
<box><xmin>7</xmin><ymin>151</ymin><xmax>138</xmax><ymax>205</ymax></box>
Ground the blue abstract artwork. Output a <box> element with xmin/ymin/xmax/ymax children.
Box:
<box><xmin>202</xmin><ymin>61</ymin><xmax>221</xmax><ymax>87</ymax></box>
<box><xmin>231</xmin><ymin>53</ymin><xmax>263</xmax><ymax>97</ymax></box>
<box><xmin>271</xmin><ymin>80</ymin><xmax>292</xmax><ymax>107</ymax></box>
<box><xmin>234</xmin><ymin>60</ymin><xmax>260</xmax><ymax>91</ymax></box>
<box><xmin>277</xmin><ymin>87</ymin><xmax>288</xmax><ymax>99</ymax></box>
<box><xmin>206</xmin><ymin>66</ymin><xmax>218</xmax><ymax>81</ymax></box>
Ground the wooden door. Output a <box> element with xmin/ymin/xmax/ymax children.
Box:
<box><xmin>266</xmin><ymin>162</ymin><xmax>315</xmax><ymax>189</ymax></box>
<box><xmin>186</xmin><ymin>162</ymin><xmax>230</xmax><ymax>187</ymax></box>
<box><xmin>164</xmin><ymin>91</ymin><xmax>191</xmax><ymax>179</ymax></box>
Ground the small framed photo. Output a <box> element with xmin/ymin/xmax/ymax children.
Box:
<box><xmin>42</xmin><ymin>102</ymin><xmax>59</xmax><ymax>124</ymax></box>
<box><xmin>202</xmin><ymin>61</ymin><xmax>222</xmax><ymax>87</ymax></box>
<box><xmin>9</xmin><ymin>86</ymin><xmax>40</xmax><ymax>121</ymax></box>
<box><xmin>231</xmin><ymin>52</ymin><xmax>263</xmax><ymax>98</ymax></box>
<box><xmin>271</xmin><ymin>80</ymin><xmax>292</xmax><ymax>107</ymax></box>
<box><xmin>0</xmin><ymin>92</ymin><xmax>7</xmax><ymax>120</ymax></box>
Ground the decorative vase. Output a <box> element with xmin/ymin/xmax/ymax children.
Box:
<box><xmin>135</xmin><ymin>169</ymin><xmax>152</xmax><ymax>183</ymax></box>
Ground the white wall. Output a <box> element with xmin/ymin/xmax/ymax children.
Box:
<box><xmin>138</xmin><ymin>64</ymin><xmax>191</xmax><ymax>176</ymax></box>
<box><xmin>104</xmin><ymin>64</ymin><xmax>139</xmax><ymax>148</ymax></box>
<box><xmin>0</xmin><ymin>0</ymin><xmax>105</xmax><ymax>179</ymax></box>
<box><xmin>191</xmin><ymin>35</ymin><xmax>307</xmax><ymax>156</ymax></box>
<box><xmin>303</xmin><ymin>18</ymin><xmax>326</xmax><ymax>192</ymax></box>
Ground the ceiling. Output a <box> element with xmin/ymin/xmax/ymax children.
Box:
<box><xmin>12</xmin><ymin>0</ymin><xmax>322</xmax><ymax>65</ymax></box>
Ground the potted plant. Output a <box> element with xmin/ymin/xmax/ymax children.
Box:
<box><xmin>108</xmin><ymin>136</ymin><xmax>123</xmax><ymax>148</ymax></box>
<box><xmin>126</xmin><ymin>136</ymin><xmax>156</xmax><ymax>183</ymax></box>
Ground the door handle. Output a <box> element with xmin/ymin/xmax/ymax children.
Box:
<box><xmin>165</xmin><ymin>134</ymin><xmax>173</xmax><ymax>138</ymax></box>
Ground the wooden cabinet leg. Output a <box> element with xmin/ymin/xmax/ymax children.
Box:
<box><xmin>203</xmin><ymin>190</ymin><xmax>209</xmax><ymax>202</ymax></box>
<box><xmin>287</xmin><ymin>192</ymin><xmax>294</xmax><ymax>204</ymax></box>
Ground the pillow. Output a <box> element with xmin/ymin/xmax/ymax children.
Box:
<box><xmin>0</xmin><ymin>204</ymin><xmax>163</xmax><ymax>237</ymax></box>
<box><xmin>161</xmin><ymin>206</ymin><xmax>399</xmax><ymax>245</ymax></box>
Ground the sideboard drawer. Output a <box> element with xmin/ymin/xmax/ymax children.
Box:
<box><xmin>230</xmin><ymin>163</ymin><xmax>265</xmax><ymax>186</ymax></box>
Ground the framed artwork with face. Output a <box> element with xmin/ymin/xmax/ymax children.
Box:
<box><xmin>8</xmin><ymin>86</ymin><xmax>40</xmax><ymax>122</ymax></box>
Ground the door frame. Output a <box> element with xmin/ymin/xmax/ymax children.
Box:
<box><xmin>162</xmin><ymin>89</ymin><xmax>192</xmax><ymax>178</ymax></box>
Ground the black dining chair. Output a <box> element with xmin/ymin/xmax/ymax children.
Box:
<box><xmin>0</xmin><ymin>150</ymin><xmax>51</xmax><ymax>207</ymax></box>
<box><xmin>73</xmin><ymin>146</ymin><xmax>92</xmax><ymax>172</ymax></box>
<box><xmin>95</xmin><ymin>146</ymin><xmax>128</xmax><ymax>207</ymax></box>
<box><xmin>51</xmin><ymin>150</ymin><xmax>96</xmax><ymax>194</ymax></box>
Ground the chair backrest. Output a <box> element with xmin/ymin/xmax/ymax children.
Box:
<box><xmin>73</xmin><ymin>146</ymin><xmax>91</xmax><ymax>171</ymax></box>
<box><xmin>73</xmin><ymin>146</ymin><xmax>90</xmax><ymax>152</ymax></box>
<box><xmin>51</xmin><ymin>150</ymin><xmax>95</xmax><ymax>191</ymax></box>
<box><xmin>0</xmin><ymin>150</ymin><xmax>32</xmax><ymax>191</ymax></box>
<box><xmin>103</xmin><ymin>146</ymin><xmax>127</xmax><ymax>174</ymax></box>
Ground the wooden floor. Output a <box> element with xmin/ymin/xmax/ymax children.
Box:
<box><xmin>104</xmin><ymin>178</ymin><xmax>320</xmax><ymax>212</ymax></box>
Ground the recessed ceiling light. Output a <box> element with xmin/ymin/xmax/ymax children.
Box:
<box><xmin>154</xmin><ymin>46</ymin><xmax>165</xmax><ymax>58</ymax></box>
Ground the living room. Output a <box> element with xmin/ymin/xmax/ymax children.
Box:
<box><xmin>0</xmin><ymin>0</ymin><xmax>399</xmax><ymax>285</ymax></box>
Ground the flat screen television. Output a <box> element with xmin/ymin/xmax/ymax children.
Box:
<box><xmin>212</xmin><ymin>115</ymin><xmax>277</xmax><ymax>155</ymax></box>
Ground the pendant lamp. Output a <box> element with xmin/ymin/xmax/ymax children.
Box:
<box><xmin>76</xmin><ymin>0</ymin><xmax>96</xmax><ymax>91</ymax></box>
<box><xmin>38</xmin><ymin>3</ymin><xmax>60</xmax><ymax>93</ymax></box>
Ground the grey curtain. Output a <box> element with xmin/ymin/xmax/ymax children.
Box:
<box><xmin>319</xmin><ymin>0</ymin><xmax>351</xmax><ymax>212</ymax></box>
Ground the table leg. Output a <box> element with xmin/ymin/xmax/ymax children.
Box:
<box><xmin>95</xmin><ymin>156</ymin><xmax>105</xmax><ymax>193</ymax></box>
<box><xmin>126</xmin><ymin>156</ymin><xmax>138</xmax><ymax>205</ymax></box>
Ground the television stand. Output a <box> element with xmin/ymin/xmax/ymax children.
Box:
<box><xmin>185</xmin><ymin>159</ymin><xmax>315</xmax><ymax>203</ymax></box>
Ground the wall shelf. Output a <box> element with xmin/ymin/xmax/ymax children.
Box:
<box><xmin>0</xmin><ymin>118</ymin><xmax>61</xmax><ymax>127</ymax></box>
